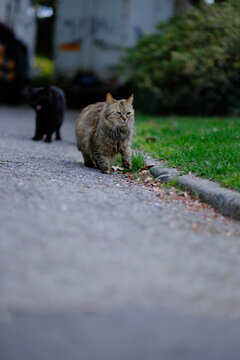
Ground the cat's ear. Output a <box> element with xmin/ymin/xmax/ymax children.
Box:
<box><xmin>127</xmin><ymin>94</ymin><xmax>134</xmax><ymax>105</ymax></box>
<box><xmin>106</xmin><ymin>93</ymin><xmax>115</xmax><ymax>105</ymax></box>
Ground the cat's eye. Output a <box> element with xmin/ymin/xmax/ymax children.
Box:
<box><xmin>127</xmin><ymin>112</ymin><xmax>131</xmax><ymax>115</ymax></box>
<box><xmin>116</xmin><ymin>111</ymin><xmax>122</xmax><ymax>115</ymax></box>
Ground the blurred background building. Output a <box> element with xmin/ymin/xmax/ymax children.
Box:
<box><xmin>54</xmin><ymin>0</ymin><xmax>183</xmax><ymax>82</ymax></box>
<box><xmin>53</xmin><ymin>0</ymin><xmax>192</xmax><ymax>105</ymax></box>
<box><xmin>0</xmin><ymin>0</ymin><xmax>36</xmax><ymax>59</ymax></box>
<box><xmin>0</xmin><ymin>0</ymin><xmax>213</xmax><ymax>105</ymax></box>
<box><xmin>0</xmin><ymin>0</ymin><xmax>36</xmax><ymax>101</ymax></box>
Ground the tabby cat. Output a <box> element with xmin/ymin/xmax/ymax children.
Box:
<box><xmin>75</xmin><ymin>93</ymin><xmax>134</xmax><ymax>174</ymax></box>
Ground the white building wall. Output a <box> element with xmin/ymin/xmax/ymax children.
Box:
<box><xmin>0</xmin><ymin>0</ymin><xmax>16</xmax><ymax>28</ymax></box>
<box><xmin>54</xmin><ymin>0</ymin><xmax>176</xmax><ymax>81</ymax></box>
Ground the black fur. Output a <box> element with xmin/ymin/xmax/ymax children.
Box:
<box><xmin>27</xmin><ymin>86</ymin><xmax>66</xmax><ymax>143</ymax></box>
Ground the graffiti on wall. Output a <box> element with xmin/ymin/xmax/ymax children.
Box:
<box><xmin>58</xmin><ymin>15</ymin><xmax>122</xmax><ymax>52</ymax></box>
<box><xmin>57</xmin><ymin>0</ymin><xmax>133</xmax><ymax>53</ymax></box>
<box><xmin>62</xmin><ymin>16</ymin><xmax>117</xmax><ymax>38</ymax></box>
<box><xmin>58</xmin><ymin>41</ymin><xmax>82</xmax><ymax>52</ymax></box>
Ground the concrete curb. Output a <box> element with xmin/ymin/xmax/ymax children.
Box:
<box><xmin>145</xmin><ymin>157</ymin><xmax>240</xmax><ymax>221</ymax></box>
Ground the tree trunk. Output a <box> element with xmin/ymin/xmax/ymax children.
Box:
<box><xmin>174</xmin><ymin>0</ymin><xmax>188</xmax><ymax>14</ymax></box>
<box><xmin>189</xmin><ymin>0</ymin><xmax>205</xmax><ymax>6</ymax></box>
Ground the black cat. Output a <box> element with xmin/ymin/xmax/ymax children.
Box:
<box><xmin>27</xmin><ymin>86</ymin><xmax>66</xmax><ymax>143</ymax></box>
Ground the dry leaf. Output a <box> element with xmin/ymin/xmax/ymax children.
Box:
<box><xmin>146</xmin><ymin>136</ymin><xmax>157</xmax><ymax>142</ymax></box>
<box><xmin>191</xmin><ymin>223</ymin><xmax>199</xmax><ymax>230</ymax></box>
<box><xmin>146</xmin><ymin>162</ymin><xmax>156</xmax><ymax>168</ymax></box>
<box><xmin>112</xmin><ymin>165</ymin><xmax>123</xmax><ymax>172</ymax></box>
<box><xmin>144</xmin><ymin>177</ymin><xmax>153</xmax><ymax>183</ymax></box>
<box><xmin>139</xmin><ymin>166</ymin><xmax>148</xmax><ymax>172</ymax></box>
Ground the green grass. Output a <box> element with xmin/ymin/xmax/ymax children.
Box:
<box><xmin>133</xmin><ymin>115</ymin><xmax>240</xmax><ymax>191</ymax></box>
<box><xmin>114</xmin><ymin>152</ymin><xmax>145</xmax><ymax>175</ymax></box>
<box><xmin>131</xmin><ymin>152</ymin><xmax>145</xmax><ymax>173</ymax></box>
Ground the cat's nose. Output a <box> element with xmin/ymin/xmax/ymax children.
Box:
<box><xmin>122</xmin><ymin>116</ymin><xmax>127</xmax><ymax>121</ymax></box>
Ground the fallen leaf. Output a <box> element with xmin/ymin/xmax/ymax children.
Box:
<box><xmin>138</xmin><ymin>169</ymin><xmax>151</xmax><ymax>181</ymax></box>
<box><xmin>178</xmin><ymin>192</ymin><xmax>188</xmax><ymax>197</ymax></box>
<box><xmin>139</xmin><ymin>166</ymin><xmax>148</xmax><ymax>172</ymax></box>
<box><xmin>146</xmin><ymin>162</ymin><xmax>156</xmax><ymax>168</ymax></box>
<box><xmin>146</xmin><ymin>136</ymin><xmax>157</xmax><ymax>142</ymax></box>
<box><xmin>144</xmin><ymin>177</ymin><xmax>153</xmax><ymax>183</ymax></box>
<box><xmin>112</xmin><ymin>165</ymin><xmax>123</xmax><ymax>172</ymax></box>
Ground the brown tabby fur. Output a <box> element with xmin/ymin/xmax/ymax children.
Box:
<box><xmin>75</xmin><ymin>93</ymin><xmax>135</xmax><ymax>173</ymax></box>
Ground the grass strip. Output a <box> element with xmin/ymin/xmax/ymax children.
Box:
<box><xmin>133</xmin><ymin>115</ymin><xmax>240</xmax><ymax>191</ymax></box>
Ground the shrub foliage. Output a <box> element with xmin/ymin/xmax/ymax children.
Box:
<box><xmin>123</xmin><ymin>0</ymin><xmax>240</xmax><ymax>115</ymax></box>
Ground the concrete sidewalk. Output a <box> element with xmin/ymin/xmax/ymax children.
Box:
<box><xmin>1</xmin><ymin>106</ymin><xmax>240</xmax><ymax>359</ymax></box>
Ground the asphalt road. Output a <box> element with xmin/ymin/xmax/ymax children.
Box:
<box><xmin>1</xmin><ymin>105</ymin><xmax>240</xmax><ymax>360</ymax></box>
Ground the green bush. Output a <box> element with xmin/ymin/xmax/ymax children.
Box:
<box><xmin>31</xmin><ymin>56</ymin><xmax>54</xmax><ymax>87</ymax></box>
<box><xmin>123</xmin><ymin>0</ymin><xmax>240</xmax><ymax>115</ymax></box>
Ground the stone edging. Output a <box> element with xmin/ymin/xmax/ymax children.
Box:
<box><xmin>145</xmin><ymin>156</ymin><xmax>240</xmax><ymax>221</ymax></box>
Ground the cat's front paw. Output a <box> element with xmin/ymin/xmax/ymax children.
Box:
<box><xmin>101</xmin><ymin>168</ymin><xmax>111</xmax><ymax>174</ymax></box>
<box><xmin>123</xmin><ymin>162</ymin><xmax>132</xmax><ymax>170</ymax></box>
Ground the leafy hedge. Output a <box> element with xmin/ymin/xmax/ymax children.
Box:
<box><xmin>123</xmin><ymin>0</ymin><xmax>240</xmax><ymax>115</ymax></box>
<box><xmin>31</xmin><ymin>56</ymin><xmax>54</xmax><ymax>87</ymax></box>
